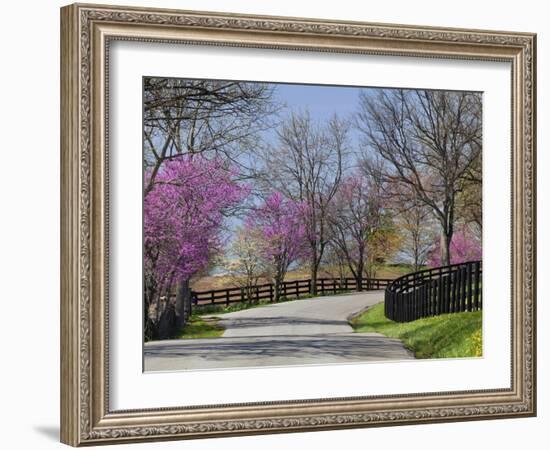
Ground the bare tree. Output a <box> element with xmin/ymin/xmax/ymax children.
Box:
<box><xmin>327</xmin><ymin>174</ymin><xmax>383</xmax><ymax>291</ymax></box>
<box><xmin>457</xmin><ymin>152</ymin><xmax>482</xmax><ymax>239</ymax></box>
<box><xmin>356</xmin><ymin>89</ymin><xmax>482</xmax><ymax>266</ymax></box>
<box><xmin>144</xmin><ymin>77</ymin><xmax>278</xmax><ymax>195</ymax></box>
<box><xmin>323</xmin><ymin>243</ymin><xmax>348</xmax><ymax>286</ymax></box>
<box><xmin>395</xmin><ymin>192</ymin><xmax>437</xmax><ymax>271</ymax></box>
<box><xmin>258</xmin><ymin>111</ymin><xmax>348</xmax><ymax>294</ymax></box>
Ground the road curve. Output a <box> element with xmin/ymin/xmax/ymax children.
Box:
<box><xmin>144</xmin><ymin>291</ymin><xmax>414</xmax><ymax>371</ymax></box>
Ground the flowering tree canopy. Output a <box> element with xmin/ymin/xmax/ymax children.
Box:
<box><xmin>144</xmin><ymin>156</ymin><xmax>249</xmax><ymax>299</ymax></box>
<box><xmin>428</xmin><ymin>226</ymin><xmax>482</xmax><ymax>267</ymax></box>
<box><xmin>246</xmin><ymin>192</ymin><xmax>309</xmax><ymax>299</ymax></box>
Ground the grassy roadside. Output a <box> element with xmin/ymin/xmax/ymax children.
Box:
<box><xmin>176</xmin><ymin>315</ymin><xmax>225</xmax><ymax>339</ymax></box>
<box><xmin>350</xmin><ymin>303</ymin><xmax>482</xmax><ymax>359</ymax></box>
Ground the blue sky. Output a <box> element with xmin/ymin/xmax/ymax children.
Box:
<box><xmin>273</xmin><ymin>83</ymin><xmax>364</xmax><ymax>122</ymax></box>
<box><xmin>262</xmin><ymin>82</ymin><xmax>370</xmax><ymax>153</ymax></box>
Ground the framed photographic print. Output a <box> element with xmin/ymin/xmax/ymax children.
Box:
<box><xmin>60</xmin><ymin>3</ymin><xmax>537</xmax><ymax>446</ymax></box>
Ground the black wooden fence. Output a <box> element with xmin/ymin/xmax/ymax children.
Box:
<box><xmin>185</xmin><ymin>277</ymin><xmax>393</xmax><ymax>308</ymax></box>
<box><xmin>384</xmin><ymin>261</ymin><xmax>482</xmax><ymax>322</ymax></box>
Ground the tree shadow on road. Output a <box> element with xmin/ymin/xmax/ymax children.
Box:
<box><xmin>219</xmin><ymin>316</ymin><xmax>349</xmax><ymax>329</ymax></box>
<box><xmin>145</xmin><ymin>334</ymin><xmax>411</xmax><ymax>362</ymax></box>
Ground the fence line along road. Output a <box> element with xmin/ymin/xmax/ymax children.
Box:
<box><xmin>168</xmin><ymin>277</ymin><xmax>394</xmax><ymax>308</ymax></box>
<box><xmin>384</xmin><ymin>261</ymin><xmax>482</xmax><ymax>323</ymax></box>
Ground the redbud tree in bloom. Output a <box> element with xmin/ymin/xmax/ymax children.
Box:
<box><xmin>144</xmin><ymin>155</ymin><xmax>249</xmax><ymax>314</ymax></box>
<box><xmin>246</xmin><ymin>192</ymin><xmax>309</xmax><ymax>301</ymax></box>
<box><xmin>428</xmin><ymin>225</ymin><xmax>482</xmax><ymax>267</ymax></box>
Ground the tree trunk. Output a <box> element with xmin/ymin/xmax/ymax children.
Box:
<box><xmin>440</xmin><ymin>231</ymin><xmax>452</xmax><ymax>267</ymax></box>
<box><xmin>158</xmin><ymin>302</ymin><xmax>176</xmax><ymax>340</ymax></box>
<box><xmin>144</xmin><ymin>296</ymin><xmax>156</xmax><ymax>341</ymax></box>
<box><xmin>356</xmin><ymin>273</ymin><xmax>363</xmax><ymax>292</ymax></box>
<box><xmin>356</xmin><ymin>254</ymin><xmax>364</xmax><ymax>291</ymax></box>
<box><xmin>143</xmin><ymin>278</ymin><xmax>159</xmax><ymax>341</ymax></box>
<box><xmin>413</xmin><ymin>248</ymin><xmax>420</xmax><ymax>272</ymax></box>
<box><xmin>310</xmin><ymin>264</ymin><xmax>318</xmax><ymax>295</ymax></box>
<box><xmin>274</xmin><ymin>278</ymin><xmax>281</xmax><ymax>302</ymax></box>
<box><xmin>175</xmin><ymin>279</ymin><xmax>192</xmax><ymax>330</ymax></box>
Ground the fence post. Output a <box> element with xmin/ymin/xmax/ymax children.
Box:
<box><xmin>226</xmin><ymin>289</ymin><xmax>230</xmax><ymax>306</ymax></box>
<box><xmin>448</xmin><ymin>272</ymin><xmax>453</xmax><ymax>313</ymax></box>
<box><xmin>320</xmin><ymin>279</ymin><xmax>325</xmax><ymax>295</ymax></box>
<box><xmin>269</xmin><ymin>284</ymin><xmax>273</xmax><ymax>302</ymax></box>
<box><xmin>461</xmin><ymin>265</ymin><xmax>469</xmax><ymax>311</ymax></box>
<box><xmin>479</xmin><ymin>271</ymin><xmax>483</xmax><ymax>308</ymax></box>
<box><xmin>474</xmin><ymin>261</ymin><xmax>480</xmax><ymax>309</ymax></box>
<box><xmin>417</xmin><ymin>284</ymin><xmax>422</xmax><ymax>320</ymax></box>
<box><xmin>424</xmin><ymin>280</ymin><xmax>428</xmax><ymax>317</ymax></box>
<box><xmin>428</xmin><ymin>281</ymin><xmax>433</xmax><ymax>316</ymax></box>
<box><xmin>455</xmin><ymin>267</ymin><xmax>460</xmax><ymax>312</ymax></box>
<box><xmin>466</xmin><ymin>263</ymin><xmax>473</xmax><ymax>311</ymax></box>
<box><xmin>430</xmin><ymin>279</ymin><xmax>434</xmax><ymax>316</ymax></box>
<box><xmin>296</xmin><ymin>280</ymin><xmax>299</xmax><ymax>298</ymax></box>
<box><xmin>460</xmin><ymin>269</ymin><xmax>462</xmax><ymax>312</ymax></box>
<box><xmin>440</xmin><ymin>275</ymin><xmax>446</xmax><ymax>314</ymax></box>
<box><xmin>211</xmin><ymin>290</ymin><xmax>215</xmax><ymax>304</ymax></box>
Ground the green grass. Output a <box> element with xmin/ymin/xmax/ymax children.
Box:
<box><xmin>176</xmin><ymin>315</ymin><xmax>225</xmax><ymax>339</ymax></box>
<box><xmin>350</xmin><ymin>303</ymin><xmax>482</xmax><ymax>359</ymax></box>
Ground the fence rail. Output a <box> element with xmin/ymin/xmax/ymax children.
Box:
<box><xmin>384</xmin><ymin>261</ymin><xmax>482</xmax><ymax>323</ymax></box>
<box><xmin>181</xmin><ymin>277</ymin><xmax>394</xmax><ymax>308</ymax></box>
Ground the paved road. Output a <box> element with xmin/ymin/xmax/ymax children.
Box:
<box><xmin>144</xmin><ymin>291</ymin><xmax>414</xmax><ymax>371</ymax></box>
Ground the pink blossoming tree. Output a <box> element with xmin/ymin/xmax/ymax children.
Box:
<box><xmin>144</xmin><ymin>156</ymin><xmax>248</xmax><ymax>338</ymax></box>
<box><xmin>428</xmin><ymin>225</ymin><xmax>482</xmax><ymax>267</ymax></box>
<box><xmin>246</xmin><ymin>192</ymin><xmax>309</xmax><ymax>301</ymax></box>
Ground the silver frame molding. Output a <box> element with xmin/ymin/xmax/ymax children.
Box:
<box><xmin>60</xmin><ymin>3</ymin><xmax>536</xmax><ymax>446</ymax></box>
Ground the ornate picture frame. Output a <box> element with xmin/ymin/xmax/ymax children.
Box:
<box><xmin>60</xmin><ymin>3</ymin><xmax>536</xmax><ymax>446</ymax></box>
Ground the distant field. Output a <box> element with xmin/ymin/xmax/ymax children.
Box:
<box><xmin>190</xmin><ymin>264</ymin><xmax>415</xmax><ymax>292</ymax></box>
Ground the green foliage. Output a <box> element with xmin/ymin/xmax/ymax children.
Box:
<box><xmin>350</xmin><ymin>303</ymin><xmax>482</xmax><ymax>359</ymax></box>
<box><xmin>364</xmin><ymin>219</ymin><xmax>402</xmax><ymax>278</ymax></box>
<box><xmin>176</xmin><ymin>316</ymin><xmax>224</xmax><ymax>339</ymax></box>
